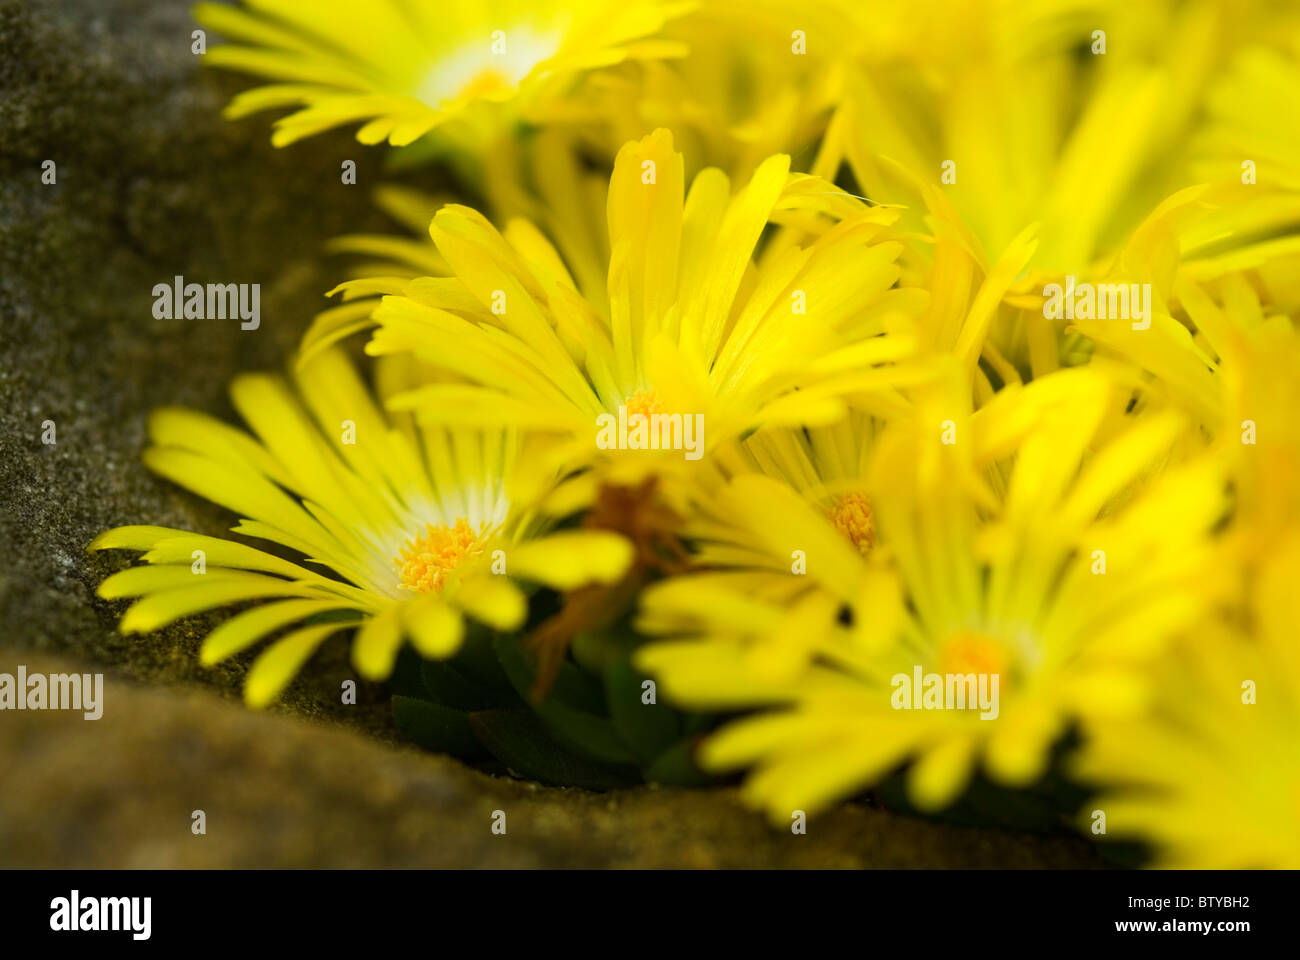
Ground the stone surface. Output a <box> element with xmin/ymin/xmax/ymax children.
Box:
<box><xmin>0</xmin><ymin>0</ymin><xmax>1102</xmax><ymax>867</ymax></box>
<box><xmin>0</xmin><ymin>653</ymin><xmax>1102</xmax><ymax>868</ymax></box>
<box><xmin>0</xmin><ymin>0</ymin><xmax>399</xmax><ymax>736</ymax></box>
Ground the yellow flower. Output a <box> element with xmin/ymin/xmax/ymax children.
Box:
<box><xmin>359</xmin><ymin>128</ymin><xmax>923</xmax><ymax>501</ymax></box>
<box><xmin>299</xmin><ymin>185</ymin><xmax>454</xmax><ymax>362</ymax></box>
<box><xmin>634</xmin><ymin>411</ymin><xmax>884</xmax><ymax>614</ymax></box>
<box><xmin>568</xmin><ymin>0</ymin><xmax>857</xmax><ymax>183</ymax></box>
<box><xmin>816</xmin><ymin>0</ymin><xmax>1300</xmax><ymax>384</ymax></box>
<box><xmin>308</xmin><ymin>131</ymin><xmax>617</xmax><ymax>355</ymax></box>
<box><xmin>193</xmin><ymin>0</ymin><xmax>691</xmax><ymax>149</ymax></box>
<box><xmin>89</xmin><ymin>348</ymin><xmax>632</xmax><ymax>707</ymax></box>
<box><xmin>830</xmin><ymin>0</ymin><xmax>1285</xmax><ymax>270</ymax></box>
<box><xmin>629</xmin><ymin>412</ymin><xmax>889</xmax><ymax>676</ymax></box>
<box><xmin>1195</xmin><ymin>29</ymin><xmax>1300</xmax><ymax>191</ymax></box>
<box><xmin>637</xmin><ymin>366</ymin><xmax>1225</xmax><ymax>821</ymax></box>
<box><xmin>1073</xmin><ymin>537</ymin><xmax>1300</xmax><ymax>868</ymax></box>
<box><xmin>1065</xmin><ymin>185</ymin><xmax>1300</xmax><ymax>584</ymax></box>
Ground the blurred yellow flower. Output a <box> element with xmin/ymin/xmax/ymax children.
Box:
<box><xmin>90</xmin><ymin>349</ymin><xmax>632</xmax><ymax>707</ymax></box>
<box><xmin>1073</xmin><ymin>538</ymin><xmax>1300</xmax><ymax>868</ymax></box>
<box><xmin>194</xmin><ymin>0</ymin><xmax>691</xmax><ymax>148</ymax></box>
<box><xmin>817</xmin><ymin>0</ymin><xmax>1300</xmax><ymax>383</ymax></box>
<box><xmin>1194</xmin><ymin>28</ymin><xmax>1300</xmax><ymax>190</ymax></box>
<box><xmin>570</xmin><ymin>0</ymin><xmax>858</xmax><ymax>182</ymax></box>
<box><xmin>356</xmin><ymin>129</ymin><xmax>924</xmax><ymax>496</ymax></box>
<box><xmin>638</xmin><ymin>367</ymin><xmax>1225</xmax><ymax>820</ymax></box>
<box><xmin>162</xmin><ymin>0</ymin><xmax>1300</xmax><ymax>866</ymax></box>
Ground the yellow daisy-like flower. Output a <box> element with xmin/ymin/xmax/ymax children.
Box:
<box><xmin>1065</xmin><ymin>184</ymin><xmax>1300</xmax><ymax>584</ymax></box>
<box><xmin>662</xmin><ymin>411</ymin><xmax>885</xmax><ymax>588</ymax></box>
<box><xmin>830</xmin><ymin>0</ymin><xmax>1286</xmax><ymax>269</ymax></box>
<box><xmin>637</xmin><ymin>366</ymin><xmax>1226</xmax><ymax>821</ymax></box>
<box><xmin>303</xmin><ymin>184</ymin><xmax>452</xmax><ymax>362</ymax></box>
<box><xmin>817</xmin><ymin>0</ymin><xmax>1300</xmax><ymax>383</ymax></box>
<box><xmin>310</xmin><ymin>128</ymin><xmax>618</xmax><ymax>357</ymax></box>
<box><xmin>1194</xmin><ymin>29</ymin><xmax>1300</xmax><ymax>190</ymax></box>
<box><xmin>359</xmin><ymin>128</ymin><xmax>923</xmax><ymax>494</ymax></box>
<box><xmin>570</xmin><ymin>0</ymin><xmax>858</xmax><ymax>183</ymax></box>
<box><xmin>89</xmin><ymin>348</ymin><xmax>633</xmax><ymax>707</ymax></box>
<box><xmin>1073</xmin><ymin>538</ymin><xmax>1300</xmax><ymax>868</ymax></box>
<box><xmin>623</xmin><ymin>412</ymin><xmax>889</xmax><ymax>672</ymax></box>
<box><xmin>193</xmin><ymin>0</ymin><xmax>691</xmax><ymax>148</ymax></box>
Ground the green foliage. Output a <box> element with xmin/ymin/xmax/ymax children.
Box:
<box><xmin>389</xmin><ymin>621</ymin><xmax>718</xmax><ymax>790</ymax></box>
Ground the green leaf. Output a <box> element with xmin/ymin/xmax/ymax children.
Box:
<box><xmin>469</xmin><ymin>709</ymin><xmax>639</xmax><ymax>790</ymax></box>
<box><xmin>420</xmin><ymin>658</ymin><xmax>518</xmax><ymax>711</ymax></box>
<box><xmin>682</xmin><ymin>711</ymin><xmax>717</xmax><ymax>737</ymax></box>
<box><xmin>570</xmin><ymin>629</ymin><xmax>610</xmax><ymax>674</ymax></box>
<box><xmin>489</xmin><ymin>635</ymin><xmax>638</xmax><ymax>764</ymax></box>
<box><xmin>534</xmin><ymin>698</ymin><xmax>639</xmax><ymax>766</ymax></box>
<box><xmin>459</xmin><ymin>627</ymin><xmax>521</xmax><ymax>692</ymax></box>
<box><xmin>644</xmin><ymin>738</ymin><xmax>715</xmax><ymax>787</ymax></box>
<box><xmin>492</xmin><ymin>634</ymin><xmax>605</xmax><ymax>714</ymax></box>
<box><xmin>386</xmin><ymin>647</ymin><xmax>431</xmax><ymax>699</ymax></box>
<box><xmin>604</xmin><ymin>658</ymin><xmax>680</xmax><ymax>762</ymax></box>
<box><xmin>392</xmin><ymin>695</ymin><xmax>483</xmax><ymax>758</ymax></box>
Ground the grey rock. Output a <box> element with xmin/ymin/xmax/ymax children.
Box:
<box><xmin>0</xmin><ymin>653</ymin><xmax>1102</xmax><ymax>868</ymax></box>
<box><xmin>1</xmin><ymin>0</ymin><xmax>396</xmax><ymax>733</ymax></box>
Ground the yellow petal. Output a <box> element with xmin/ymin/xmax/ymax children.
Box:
<box><xmin>456</xmin><ymin>575</ymin><xmax>528</xmax><ymax>631</ymax></box>
<box><xmin>351</xmin><ymin>604</ymin><xmax>404</xmax><ymax>680</ymax></box>
<box><xmin>403</xmin><ymin>595</ymin><xmax>465</xmax><ymax>658</ymax></box>
<box><xmin>245</xmin><ymin>622</ymin><xmax>355</xmax><ymax>709</ymax></box>
<box><xmin>907</xmin><ymin>735</ymin><xmax>977</xmax><ymax>812</ymax></box>
<box><xmin>202</xmin><ymin>599</ymin><xmax>352</xmax><ymax>665</ymax></box>
<box><xmin>507</xmin><ymin>531</ymin><xmax>634</xmax><ymax>589</ymax></box>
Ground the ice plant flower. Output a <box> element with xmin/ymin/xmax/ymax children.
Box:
<box><xmin>637</xmin><ymin>367</ymin><xmax>1226</xmax><ymax>820</ymax></box>
<box><xmin>358</xmin><ymin>128</ymin><xmax>923</xmax><ymax>498</ymax></box>
<box><xmin>814</xmin><ymin>0</ymin><xmax>1300</xmax><ymax>382</ymax></box>
<box><xmin>89</xmin><ymin>348</ymin><xmax>633</xmax><ymax>707</ymax></box>
<box><xmin>1194</xmin><ymin>32</ymin><xmax>1300</xmax><ymax>191</ymax></box>
<box><xmin>307</xmin><ymin>130</ymin><xmax>618</xmax><ymax>360</ymax></box>
<box><xmin>302</xmin><ymin>185</ymin><xmax>453</xmax><ymax>362</ymax></box>
<box><xmin>193</xmin><ymin>0</ymin><xmax>691</xmax><ymax>149</ymax></box>
<box><xmin>571</xmin><ymin>0</ymin><xmax>859</xmax><ymax>183</ymax></box>
<box><xmin>1065</xmin><ymin>182</ymin><xmax>1300</xmax><ymax>588</ymax></box>
<box><xmin>634</xmin><ymin>412</ymin><xmax>885</xmax><ymax>620</ymax></box>
<box><xmin>828</xmin><ymin>0</ymin><xmax>1273</xmax><ymax>270</ymax></box>
<box><xmin>721</xmin><ymin>412</ymin><xmax>884</xmax><ymax>557</ymax></box>
<box><xmin>1073</xmin><ymin>538</ymin><xmax>1300</xmax><ymax>868</ymax></box>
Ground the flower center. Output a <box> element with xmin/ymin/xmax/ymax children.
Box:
<box><xmin>417</xmin><ymin>26</ymin><xmax>560</xmax><ymax>105</ymax></box>
<box><xmin>625</xmin><ymin>388</ymin><xmax>665</xmax><ymax>420</ymax></box>
<box><xmin>827</xmin><ymin>492</ymin><xmax>875</xmax><ymax>554</ymax></box>
<box><xmin>458</xmin><ymin>68</ymin><xmax>512</xmax><ymax>99</ymax></box>
<box><xmin>396</xmin><ymin>519</ymin><xmax>487</xmax><ymax>593</ymax></box>
<box><xmin>939</xmin><ymin>630</ymin><xmax>1009</xmax><ymax>694</ymax></box>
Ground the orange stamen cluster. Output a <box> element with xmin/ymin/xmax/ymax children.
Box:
<box><xmin>396</xmin><ymin>518</ymin><xmax>485</xmax><ymax>593</ymax></box>
<box><xmin>827</xmin><ymin>492</ymin><xmax>875</xmax><ymax>554</ymax></box>
<box><xmin>625</xmin><ymin>388</ymin><xmax>665</xmax><ymax>419</ymax></box>
<box><xmin>939</xmin><ymin>630</ymin><xmax>1009</xmax><ymax>694</ymax></box>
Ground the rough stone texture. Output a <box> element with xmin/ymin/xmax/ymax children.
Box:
<box><xmin>0</xmin><ymin>0</ymin><xmax>399</xmax><ymax>737</ymax></box>
<box><xmin>0</xmin><ymin>653</ymin><xmax>1102</xmax><ymax>868</ymax></box>
<box><xmin>0</xmin><ymin>0</ymin><xmax>1102</xmax><ymax>867</ymax></box>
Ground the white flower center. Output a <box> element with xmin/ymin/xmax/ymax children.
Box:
<box><xmin>417</xmin><ymin>26</ymin><xmax>561</xmax><ymax>105</ymax></box>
